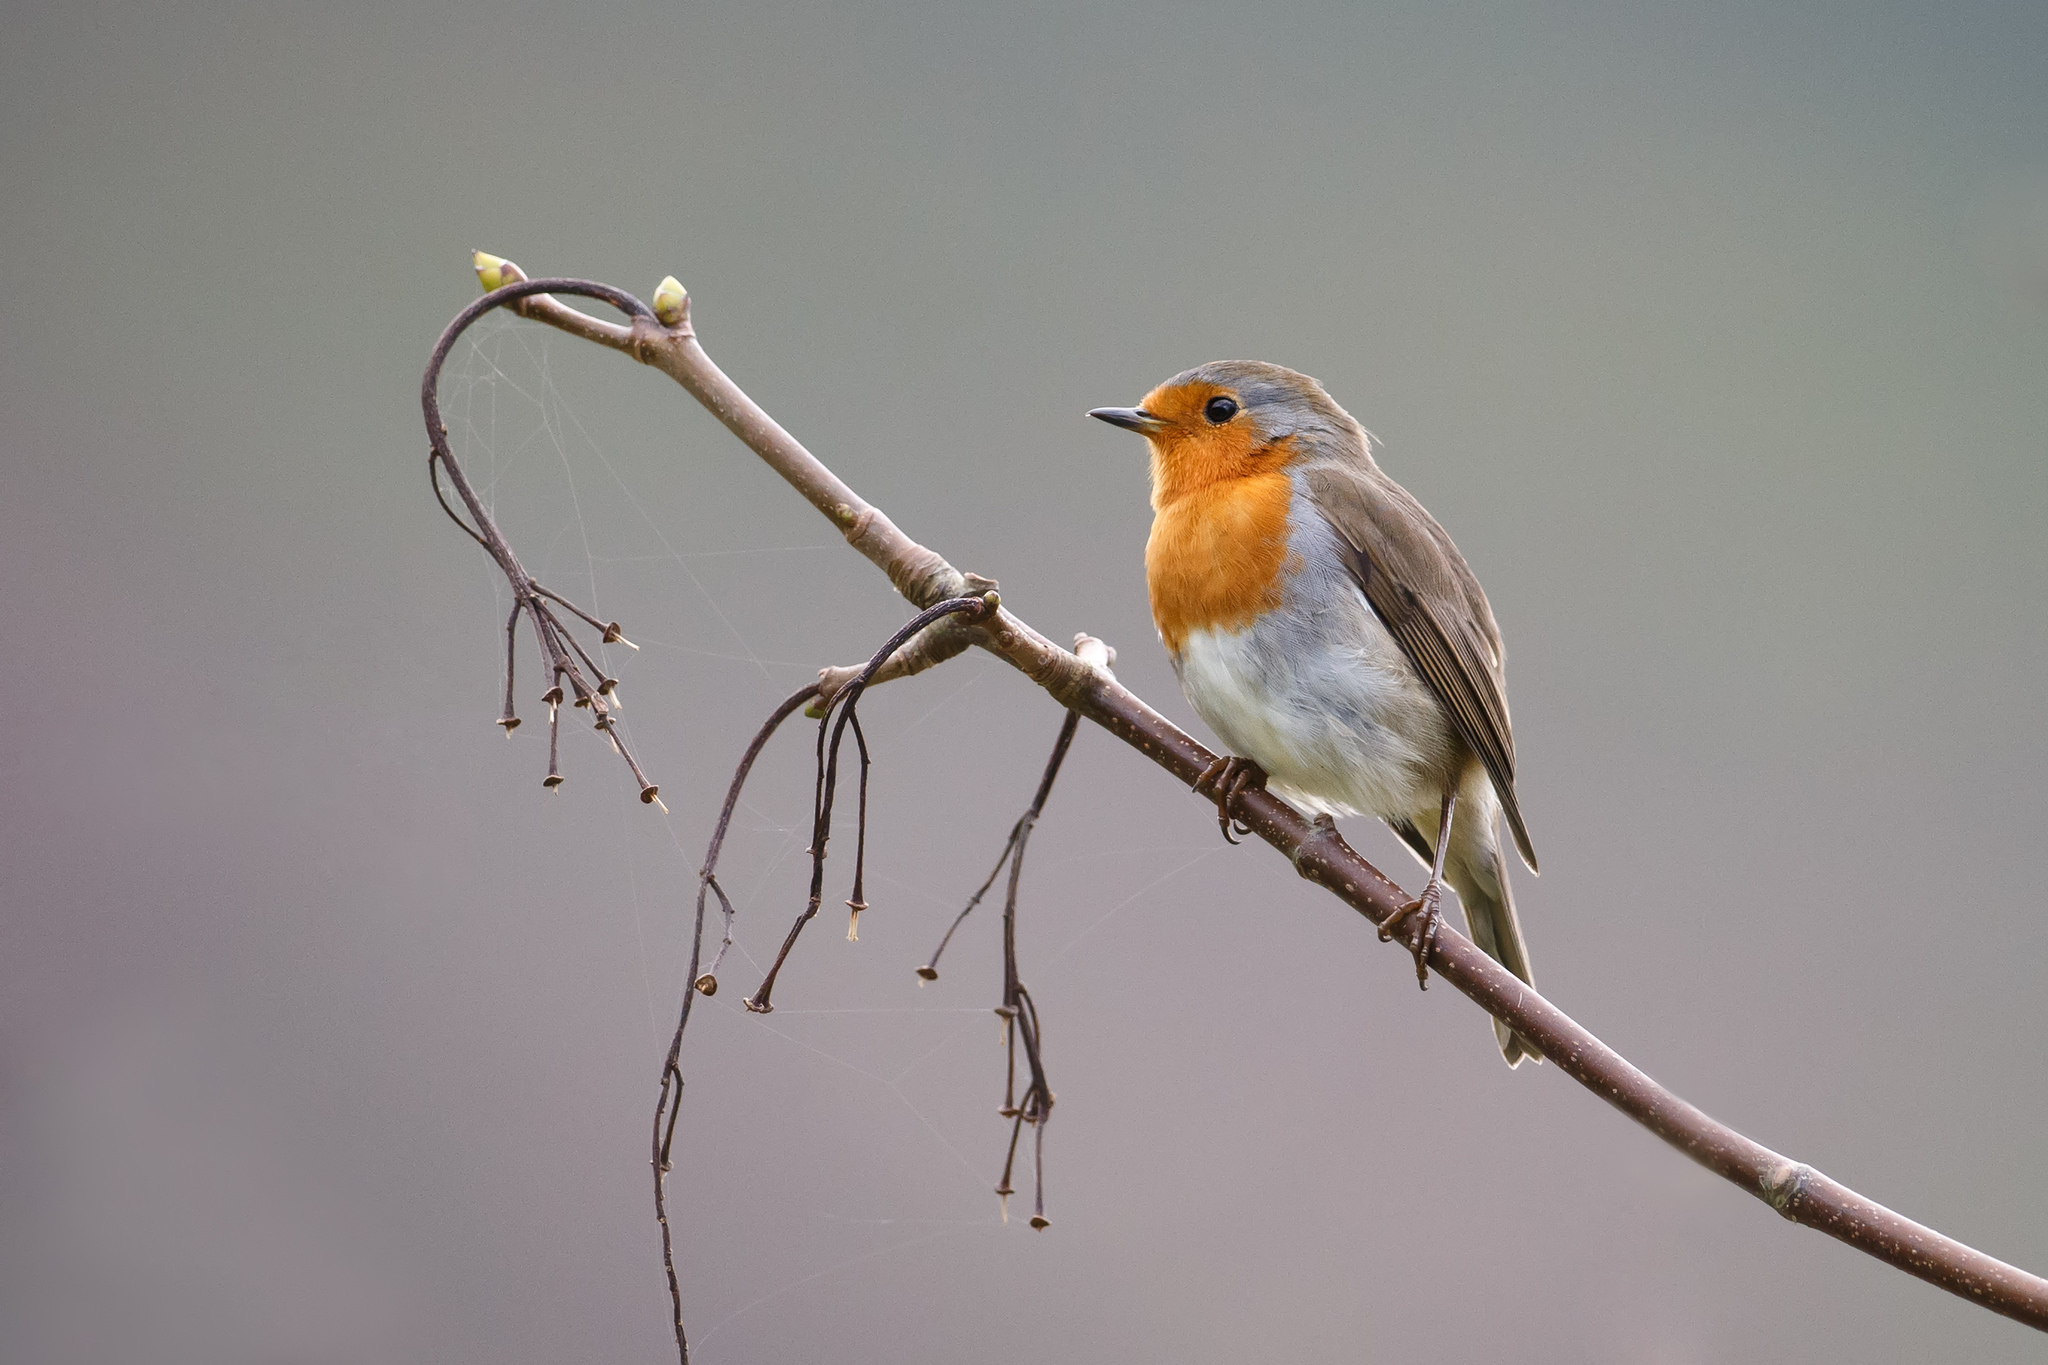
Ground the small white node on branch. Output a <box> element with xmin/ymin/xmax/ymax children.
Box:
<box><xmin>1073</xmin><ymin>633</ymin><xmax>1117</xmax><ymax>674</ymax></box>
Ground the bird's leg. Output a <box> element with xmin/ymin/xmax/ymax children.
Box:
<box><xmin>1221</xmin><ymin>761</ymin><xmax>1266</xmax><ymax>839</ymax></box>
<box><xmin>1379</xmin><ymin>790</ymin><xmax>1456</xmax><ymax>988</ymax></box>
<box><xmin>1192</xmin><ymin>756</ymin><xmax>1267</xmax><ymax>844</ymax></box>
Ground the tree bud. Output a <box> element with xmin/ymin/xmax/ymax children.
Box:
<box><xmin>652</xmin><ymin>276</ymin><xmax>688</xmax><ymax>326</ymax></box>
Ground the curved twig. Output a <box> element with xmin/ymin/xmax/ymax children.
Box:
<box><xmin>743</xmin><ymin>594</ymin><xmax>994</xmax><ymax>1014</ymax></box>
<box><xmin>421</xmin><ymin>276</ymin><xmax>660</xmax><ymax>801</ymax></box>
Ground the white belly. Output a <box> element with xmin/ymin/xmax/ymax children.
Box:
<box><xmin>1174</xmin><ymin>612</ymin><xmax>1455</xmax><ymax>823</ymax></box>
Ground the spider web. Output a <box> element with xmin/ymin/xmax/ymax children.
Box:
<box><xmin>436</xmin><ymin>317</ymin><xmax>1227</xmax><ymax>1359</ymax></box>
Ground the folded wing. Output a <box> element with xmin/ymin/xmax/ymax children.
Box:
<box><xmin>1304</xmin><ymin>462</ymin><xmax>1538</xmax><ymax>873</ymax></box>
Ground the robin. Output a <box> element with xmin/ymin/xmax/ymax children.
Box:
<box><xmin>1091</xmin><ymin>362</ymin><xmax>1541</xmax><ymax>1066</ymax></box>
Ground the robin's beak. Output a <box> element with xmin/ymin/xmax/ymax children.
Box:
<box><xmin>1088</xmin><ymin>406</ymin><xmax>1167</xmax><ymax>436</ymax></box>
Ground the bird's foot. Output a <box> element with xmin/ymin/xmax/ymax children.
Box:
<box><xmin>1379</xmin><ymin>877</ymin><xmax>1446</xmax><ymax>989</ymax></box>
<box><xmin>1192</xmin><ymin>756</ymin><xmax>1267</xmax><ymax>844</ymax></box>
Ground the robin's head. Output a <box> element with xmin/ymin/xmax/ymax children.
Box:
<box><xmin>1090</xmin><ymin>361</ymin><xmax>1361</xmax><ymax>506</ymax></box>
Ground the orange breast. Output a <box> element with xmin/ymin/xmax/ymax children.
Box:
<box><xmin>1145</xmin><ymin>470</ymin><xmax>1294</xmax><ymax>654</ymax></box>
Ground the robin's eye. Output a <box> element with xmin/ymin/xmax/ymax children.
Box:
<box><xmin>1204</xmin><ymin>396</ymin><xmax>1239</xmax><ymax>424</ymax></box>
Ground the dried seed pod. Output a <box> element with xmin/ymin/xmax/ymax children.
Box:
<box><xmin>693</xmin><ymin>974</ymin><xmax>717</xmax><ymax>996</ymax></box>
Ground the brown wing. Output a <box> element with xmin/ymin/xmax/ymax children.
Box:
<box><xmin>1304</xmin><ymin>461</ymin><xmax>1538</xmax><ymax>873</ymax></box>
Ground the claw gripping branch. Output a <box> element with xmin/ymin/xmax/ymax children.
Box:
<box><xmin>420</xmin><ymin>269</ymin><xmax>664</xmax><ymax>805</ymax></box>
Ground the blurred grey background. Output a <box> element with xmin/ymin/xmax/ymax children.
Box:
<box><xmin>4</xmin><ymin>1</ymin><xmax>2047</xmax><ymax>1361</ymax></box>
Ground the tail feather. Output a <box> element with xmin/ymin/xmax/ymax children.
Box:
<box><xmin>1454</xmin><ymin>855</ymin><xmax>1540</xmax><ymax>1068</ymax></box>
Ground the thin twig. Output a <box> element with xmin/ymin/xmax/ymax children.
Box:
<box><xmin>743</xmin><ymin>595</ymin><xmax>994</xmax><ymax>1014</ymax></box>
<box><xmin>916</xmin><ymin>838</ymin><xmax>1012</xmax><ymax>984</ymax></box>
<box><xmin>497</xmin><ymin>601</ymin><xmax>523</xmax><ymax>732</ymax></box>
<box><xmin>844</xmin><ymin>710</ymin><xmax>871</xmax><ymax>939</ymax></box>
<box><xmin>420</xmin><ymin>275</ymin><xmax>661</xmax><ymax>801</ymax></box>
<box><xmin>920</xmin><ymin>709</ymin><xmax>1082</xmax><ymax>985</ymax></box>
<box><xmin>653</xmin><ymin>681</ymin><xmax>820</xmax><ymax>1365</ymax></box>
<box><xmin>919</xmin><ymin>707</ymin><xmax>1083</xmax><ymax>1227</ymax></box>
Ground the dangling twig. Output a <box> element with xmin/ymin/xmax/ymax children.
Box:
<box><xmin>652</xmin><ymin>680</ymin><xmax>821</xmax><ymax>1365</ymax></box>
<box><xmin>916</xmin><ymin>688</ymin><xmax>1089</xmax><ymax>1228</ymax></box>
<box><xmin>844</xmin><ymin>711</ymin><xmax>871</xmax><ymax>941</ymax></box>
<box><xmin>919</xmin><ymin>708</ymin><xmax>1084</xmax><ymax>984</ymax></box>
<box><xmin>742</xmin><ymin>594</ymin><xmax>996</xmax><ymax>1014</ymax></box>
<box><xmin>420</xmin><ymin>272</ymin><xmax>660</xmax><ymax>805</ymax></box>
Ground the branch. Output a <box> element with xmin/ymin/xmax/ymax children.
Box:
<box><xmin>433</xmin><ymin>256</ymin><xmax>2048</xmax><ymax>1334</ymax></box>
<box><xmin>810</xmin><ymin>604</ymin><xmax>989</xmax><ymax>715</ymax></box>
